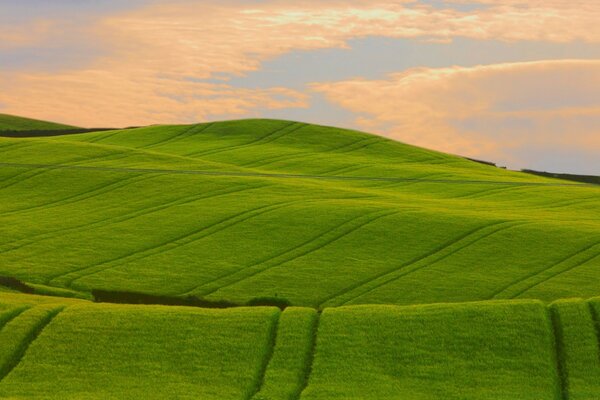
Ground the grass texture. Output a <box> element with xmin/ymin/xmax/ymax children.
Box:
<box><xmin>0</xmin><ymin>293</ymin><xmax>599</xmax><ymax>399</ymax></box>
<box><xmin>0</xmin><ymin>118</ymin><xmax>597</xmax><ymax>307</ymax></box>
<box><xmin>0</xmin><ymin>114</ymin><xmax>76</xmax><ymax>132</ymax></box>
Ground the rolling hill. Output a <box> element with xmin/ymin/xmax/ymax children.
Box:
<box><xmin>0</xmin><ymin>291</ymin><xmax>599</xmax><ymax>399</ymax></box>
<box><xmin>0</xmin><ymin>118</ymin><xmax>598</xmax><ymax>307</ymax></box>
<box><xmin>0</xmin><ymin>114</ymin><xmax>77</xmax><ymax>133</ymax></box>
<box><xmin>0</xmin><ymin>115</ymin><xmax>599</xmax><ymax>399</ymax></box>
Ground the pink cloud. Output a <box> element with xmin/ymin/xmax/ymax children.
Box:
<box><xmin>1</xmin><ymin>1</ymin><xmax>599</xmax><ymax>127</ymax></box>
<box><xmin>311</xmin><ymin>60</ymin><xmax>600</xmax><ymax>170</ymax></box>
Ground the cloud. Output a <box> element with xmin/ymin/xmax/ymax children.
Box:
<box><xmin>0</xmin><ymin>1</ymin><xmax>599</xmax><ymax>128</ymax></box>
<box><xmin>311</xmin><ymin>60</ymin><xmax>600</xmax><ymax>173</ymax></box>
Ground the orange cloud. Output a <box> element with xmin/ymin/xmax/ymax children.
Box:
<box><xmin>1</xmin><ymin>1</ymin><xmax>599</xmax><ymax>127</ymax></box>
<box><xmin>311</xmin><ymin>60</ymin><xmax>600</xmax><ymax>169</ymax></box>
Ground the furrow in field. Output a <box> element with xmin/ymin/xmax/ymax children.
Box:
<box><xmin>0</xmin><ymin>141</ymin><xmax>36</xmax><ymax>155</ymax></box>
<box><xmin>320</xmin><ymin>221</ymin><xmax>520</xmax><ymax>307</ymax></box>
<box><xmin>0</xmin><ymin>305</ymin><xmax>64</xmax><ymax>383</ymax></box>
<box><xmin>189</xmin><ymin>209</ymin><xmax>398</xmax><ymax>297</ymax></box>
<box><xmin>548</xmin><ymin>306</ymin><xmax>569</xmax><ymax>400</ymax></box>
<box><xmin>590</xmin><ymin>302</ymin><xmax>600</xmax><ymax>354</ymax></box>
<box><xmin>139</xmin><ymin>124</ymin><xmax>201</xmax><ymax>149</ymax></box>
<box><xmin>294</xmin><ymin>312</ymin><xmax>320</xmax><ymax>400</ymax></box>
<box><xmin>552</xmin><ymin>300</ymin><xmax>600</xmax><ymax>398</ymax></box>
<box><xmin>50</xmin><ymin>201</ymin><xmax>303</xmax><ymax>288</ymax></box>
<box><xmin>250</xmin><ymin>308</ymin><xmax>319</xmax><ymax>400</ymax></box>
<box><xmin>0</xmin><ymin>173</ymin><xmax>152</xmax><ymax>218</ymax></box>
<box><xmin>449</xmin><ymin>184</ymin><xmax>528</xmax><ymax>200</ymax></box>
<box><xmin>247</xmin><ymin>309</ymin><xmax>281</xmax><ymax>400</ymax></box>
<box><xmin>330</xmin><ymin>136</ymin><xmax>383</xmax><ymax>154</ymax></box>
<box><xmin>0</xmin><ymin>169</ymin><xmax>52</xmax><ymax>191</ymax></box>
<box><xmin>187</xmin><ymin>122</ymin><xmax>298</xmax><ymax>158</ymax></box>
<box><xmin>320</xmin><ymin>164</ymin><xmax>365</xmax><ymax>176</ymax></box>
<box><xmin>85</xmin><ymin>129</ymin><xmax>125</xmax><ymax>143</ymax></box>
<box><xmin>0</xmin><ymin>161</ymin><xmax>592</xmax><ymax>187</ymax></box>
<box><xmin>0</xmin><ymin>184</ymin><xmax>265</xmax><ymax>254</ymax></box>
<box><xmin>0</xmin><ymin>307</ymin><xmax>30</xmax><ymax>332</ymax></box>
<box><xmin>240</xmin><ymin>151</ymin><xmax>310</xmax><ymax>169</ymax></box>
<box><xmin>491</xmin><ymin>242</ymin><xmax>600</xmax><ymax>299</ymax></box>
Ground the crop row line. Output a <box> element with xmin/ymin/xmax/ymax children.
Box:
<box><xmin>548</xmin><ymin>306</ymin><xmax>568</xmax><ymax>400</ymax></box>
<box><xmin>49</xmin><ymin>200</ymin><xmax>306</xmax><ymax>288</ymax></box>
<box><xmin>0</xmin><ymin>183</ymin><xmax>266</xmax><ymax>256</ymax></box>
<box><xmin>186</xmin><ymin>122</ymin><xmax>300</xmax><ymax>158</ymax></box>
<box><xmin>188</xmin><ymin>209</ymin><xmax>399</xmax><ymax>297</ymax></box>
<box><xmin>139</xmin><ymin>123</ymin><xmax>202</xmax><ymax>149</ymax></box>
<box><xmin>0</xmin><ymin>173</ymin><xmax>153</xmax><ymax>219</ymax></box>
<box><xmin>0</xmin><ymin>305</ymin><xmax>64</xmax><ymax>384</ymax></box>
<box><xmin>1</xmin><ymin>162</ymin><xmax>593</xmax><ymax>187</ymax></box>
<box><xmin>320</xmin><ymin>220</ymin><xmax>523</xmax><ymax>307</ymax></box>
<box><xmin>491</xmin><ymin>242</ymin><xmax>600</xmax><ymax>300</ymax></box>
<box><xmin>247</xmin><ymin>311</ymin><xmax>281</xmax><ymax>400</ymax></box>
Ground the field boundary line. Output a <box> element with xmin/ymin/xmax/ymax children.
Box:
<box><xmin>548</xmin><ymin>305</ymin><xmax>569</xmax><ymax>400</ymax></box>
<box><xmin>510</xmin><ymin>247</ymin><xmax>600</xmax><ymax>299</ymax></box>
<box><xmin>0</xmin><ymin>168</ymin><xmax>53</xmax><ymax>191</ymax></box>
<box><xmin>186</xmin><ymin>122</ymin><xmax>298</xmax><ymax>158</ymax></box>
<box><xmin>85</xmin><ymin>128</ymin><xmax>125</xmax><ymax>143</ymax></box>
<box><xmin>179</xmin><ymin>207</ymin><xmax>371</xmax><ymax>295</ymax></box>
<box><xmin>294</xmin><ymin>312</ymin><xmax>321</xmax><ymax>400</ymax></box>
<box><xmin>449</xmin><ymin>185</ymin><xmax>527</xmax><ymax>200</ymax></box>
<box><xmin>51</xmin><ymin>201</ymin><xmax>304</xmax><ymax>287</ymax></box>
<box><xmin>139</xmin><ymin>123</ymin><xmax>200</xmax><ymax>149</ymax></box>
<box><xmin>0</xmin><ymin>307</ymin><xmax>30</xmax><ymax>333</ymax></box>
<box><xmin>0</xmin><ymin>183</ymin><xmax>266</xmax><ymax>255</ymax></box>
<box><xmin>1</xmin><ymin>161</ymin><xmax>591</xmax><ymax>187</ymax></box>
<box><xmin>247</xmin><ymin>310</ymin><xmax>281</xmax><ymax>400</ymax></box>
<box><xmin>0</xmin><ymin>305</ymin><xmax>64</xmax><ymax>384</ymax></box>
<box><xmin>320</xmin><ymin>164</ymin><xmax>365</xmax><ymax>176</ymax></box>
<box><xmin>588</xmin><ymin>302</ymin><xmax>600</xmax><ymax>366</ymax></box>
<box><xmin>189</xmin><ymin>209</ymin><xmax>398</xmax><ymax>297</ymax></box>
<box><xmin>320</xmin><ymin>221</ymin><xmax>518</xmax><ymax>307</ymax></box>
<box><xmin>490</xmin><ymin>241</ymin><xmax>600</xmax><ymax>299</ymax></box>
<box><xmin>0</xmin><ymin>173</ymin><xmax>152</xmax><ymax>218</ymax></box>
<box><xmin>331</xmin><ymin>136</ymin><xmax>383</xmax><ymax>154</ymax></box>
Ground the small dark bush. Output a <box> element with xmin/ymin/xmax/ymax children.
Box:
<box><xmin>92</xmin><ymin>289</ymin><xmax>239</xmax><ymax>309</ymax></box>
<box><xmin>0</xmin><ymin>276</ymin><xmax>34</xmax><ymax>293</ymax></box>
<box><xmin>246</xmin><ymin>297</ymin><xmax>291</xmax><ymax>310</ymax></box>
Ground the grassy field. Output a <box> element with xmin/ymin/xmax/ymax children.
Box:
<box><xmin>0</xmin><ymin>118</ymin><xmax>598</xmax><ymax>307</ymax></box>
<box><xmin>0</xmin><ymin>292</ymin><xmax>599</xmax><ymax>399</ymax></box>
<box><xmin>0</xmin><ymin>114</ymin><xmax>77</xmax><ymax>132</ymax></box>
<box><xmin>1</xmin><ymin>115</ymin><xmax>599</xmax><ymax>398</ymax></box>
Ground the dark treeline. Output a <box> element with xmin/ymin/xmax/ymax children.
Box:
<box><xmin>93</xmin><ymin>289</ymin><xmax>291</xmax><ymax>310</ymax></box>
<box><xmin>0</xmin><ymin>127</ymin><xmax>139</xmax><ymax>138</ymax></box>
<box><xmin>522</xmin><ymin>170</ymin><xmax>600</xmax><ymax>185</ymax></box>
<box><xmin>0</xmin><ymin>276</ymin><xmax>34</xmax><ymax>293</ymax></box>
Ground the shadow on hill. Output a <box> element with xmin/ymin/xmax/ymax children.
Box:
<box><xmin>0</xmin><ymin>275</ymin><xmax>293</xmax><ymax>309</ymax></box>
<box><xmin>92</xmin><ymin>289</ymin><xmax>291</xmax><ymax>310</ymax></box>
<box><xmin>0</xmin><ymin>127</ymin><xmax>139</xmax><ymax>138</ymax></box>
<box><xmin>0</xmin><ymin>276</ymin><xmax>34</xmax><ymax>294</ymax></box>
<box><xmin>522</xmin><ymin>169</ymin><xmax>600</xmax><ymax>185</ymax></box>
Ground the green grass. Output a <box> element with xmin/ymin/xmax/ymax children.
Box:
<box><xmin>0</xmin><ymin>114</ymin><xmax>77</xmax><ymax>132</ymax></box>
<box><xmin>0</xmin><ymin>118</ymin><xmax>597</xmax><ymax>307</ymax></box>
<box><xmin>2</xmin><ymin>293</ymin><xmax>600</xmax><ymax>399</ymax></box>
<box><xmin>0</xmin><ymin>115</ymin><xmax>599</xmax><ymax>398</ymax></box>
<box><xmin>0</xmin><ymin>294</ymin><xmax>280</xmax><ymax>399</ymax></box>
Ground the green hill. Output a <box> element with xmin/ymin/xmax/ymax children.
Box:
<box><xmin>0</xmin><ymin>114</ymin><xmax>77</xmax><ymax>132</ymax></box>
<box><xmin>1</xmin><ymin>292</ymin><xmax>599</xmax><ymax>399</ymax></box>
<box><xmin>0</xmin><ymin>118</ymin><xmax>598</xmax><ymax>308</ymax></box>
<box><xmin>1</xmin><ymin>116</ymin><xmax>600</xmax><ymax>398</ymax></box>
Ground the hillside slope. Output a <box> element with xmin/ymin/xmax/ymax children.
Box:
<box><xmin>0</xmin><ymin>118</ymin><xmax>598</xmax><ymax>307</ymax></box>
<box><xmin>0</xmin><ymin>114</ymin><xmax>77</xmax><ymax>132</ymax></box>
<box><xmin>0</xmin><ymin>292</ymin><xmax>599</xmax><ymax>399</ymax></box>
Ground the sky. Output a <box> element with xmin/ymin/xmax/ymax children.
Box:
<box><xmin>1</xmin><ymin>0</ymin><xmax>599</xmax><ymax>174</ymax></box>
